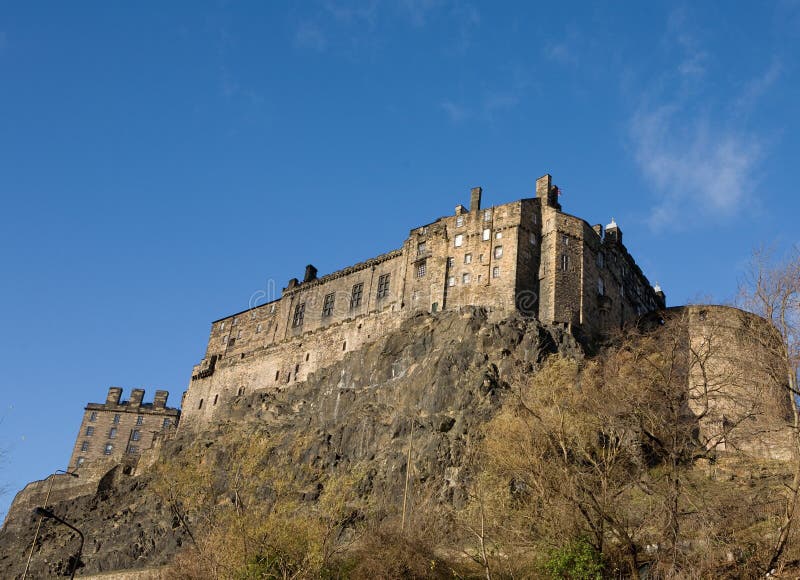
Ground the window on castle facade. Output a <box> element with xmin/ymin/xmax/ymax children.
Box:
<box><xmin>81</xmin><ymin>441</ymin><xmax>89</xmax><ymax>452</ymax></box>
<box><xmin>598</xmin><ymin>277</ymin><xmax>605</xmax><ymax>296</ymax></box>
<box><xmin>494</xmin><ymin>245</ymin><xmax>503</xmax><ymax>259</ymax></box>
<box><xmin>482</xmin><ymin>228</ymin><xmax>490</xmax><ymax>241</ymax></box>
<box><xmin>447</xmin><ymin>276</ymin><xmax>455</xmax><ymax>287</ymax></box>
<box><xmin>492</xmin><ymin>267</ymin><xmax>500</xmax><ymax>278</ymax></box>
<box><xmin>113</xmin><ymin>414</ymin><xmax>120</xmax><ymax>424</ymax></box>
<box><xmin>464</xmin><ymin>253</ymin><xmax>472</xmax><ymax>264</ymax></box>
<box><xmin>292</xmin><ymin>303</ymin><xmax>305</xmax><ymax>327</ymax></box>
<box><xmin>350</xmin><ymin>283</ymin><xmax>364</xmax><ymax>308</ymax></box>
<box><xmin>377</xmin><ymin>274</ymin><xmax>391</xmax><ymax>298</ymax></box>
<box><xmin>560</xmin><ymin>254</ymin><xmax>569</xmax><ymax>271</ymax></box>
<box><xmin>454</xmin><ymin>234</ymin><xmax>463</xmax><ymax>247</ymax></box>
<box><xmin>236</xmin><ymin>330</ymin><xmax>242</xmax><ymax>339</ymax></box>
<box><xmin>462</xmin><ymin>273</ymin><xmax>471</xmax><ymax>284</ymax></box>
<box><xmin>483</xmin><ymin>209</ymin><xmax>492</xmax><ymax>221</ymax></box>
<box><xmin>220</xmin><ymin>322</ymin><xmax>225</xmax><ymax>331</ymax></box>
<box><xmin>132</xmin><ymin>430</ymin><xmax>141</xmax><ymax>441</ymax></box>
<box><xmin>597</xmin><ymin>252</ymin><xmax>604</xmax><ymax>268</ymax></box>
<box><xmin>446</xmin><ymin>257</ymin><xmax>454</xmax><ymax>268</ymax></box>
<box><xmin>417</xmin><ymin>241</ymin><xmax>427</xmax><ymax>255</ymax></box>
<box><xmin>127</xmin><ymin>445</ymin><xmax>138</xmax><ymax>454</ymax></box>
<box><xmin>89</xmin><ymin>411</ymin><xmax>97</xmax><ymax>422</ymax></box>
<box><xmin>232</xmin><ymin>317</ymin><xmax>237</xmax><ymax>326</ymax></box>
<box><xmin>530</xmin><ymin>233</ymin><xmax>537</xmax><ymax>246</ymax></box>
<box><xmin>322</xmin><ymin>293</ymin><xmax>335</xmax><ymax>317</ymax></box>
<box><xmin>76</xmin><ymin>457</ymin><xmax>85</xmax><ymax>467</ymax></box>
<box><xmin>86</xmin><ymin>426</ymin><xmax>94</xmax><ymax>436</ymax></box>
<box><xmin>456</xmin><ymin>215</ymin><xmax>464</xmax><ymax>227</ymax></box>
<box><xmin>109</xmin><ymin>428</ymin><xmax>117</xmax><ymax>439</ymax></box>
<box><xmin>416</xmin><ymin>261</ymin><xmax>426</xmax><ymax>278</ymax></box>
<box><xmin>495</xmin><ymin>231</ymin><xmax>502</xmax><ymax>239</ymax></box>
<box><xmin>104</xmin><ymin>443</ymin><xmax>113</xmax><ymax>455</ymax></box>
<box><xmin>163</xmin><ymin>418</ymin><xmax>171</xmax><ymax>429</ymax></box>
<box><xmin>562</xmin><ymin>235</ymin><xmax>569</xmax><ymax>246</ymax></box>
<box><xmin>136</xmin><ymin>415</ymin><xmax>143</xmax><ymax>425</ymax></box>
<box><xmin>256</xmin><ymin>323</ymin><xmax>262</xmax><ymax>333</ymax></box>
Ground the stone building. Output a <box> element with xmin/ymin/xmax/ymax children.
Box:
<box><xmin>67</xmin><ymin>387</ymin><xmax>180</xmax><ymax>472</ymax></box>
<box><xmin>181</xmin><ymin>174</ymin><xmax>666</xmax><ymax>427</ymax></box>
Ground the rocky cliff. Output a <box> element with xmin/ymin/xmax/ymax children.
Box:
<box><xmin>0</xmin><ymin>307</ymin><xmax>580</xmax><ymax>578</ymax></box>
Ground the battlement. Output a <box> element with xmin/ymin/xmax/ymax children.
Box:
<box><xmin>180</xmin><ymin>175</ymin><xmax>666</xmax><ymax>428</ymax></box>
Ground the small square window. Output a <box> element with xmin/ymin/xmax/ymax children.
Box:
<box><xmin>462</xmin><ymin>273</ymin><xmax>471</xmax><ymax>284</ymax></box>
<box><xmin>322</xmin><ymin>293</ymin><xmax>335</xmax><ymax>317</ymax></box>
<box><xmin>417</xmin><ymin>262</ymin><xmax>427</xmax><ymax>278</ymax></box>
<box><xmin>132</xmin><ymin>430</ymin><xmax>141</xmax><ymax>441</ymax></box>
<box><xmin>163</xmin><ymin>418</ymin><xmax>171</xmax><ymax>429</ymax></box>
<box><xmin>81</xmin><ymin>441</ymin><xmax>89</xmax><ymax>452</ymax></box>
<box><xmin>104</xmin><ymin>443</ymin><xmax>114</xmax><ymax>455</ymax></box>
<box><xmin>464</xmin><ymin>253</ymin><xmax>472</xmax><ymax>264</ymax></box>
<box><xmin>89</xmin><ymin>411</ymin><xmax>97</xmax><ymax>422</ymax></box>
<box><xmin>454</xmin><ymin>234</ymin><xmax>463</xmax><ymax>248</ymax></box>
<box><xmin>482</xmin><ymin>229</ymin><xmax>490</xmax><ymax>241</ymax></box>
<box><xmin>136</xmin><ymin>415</ymin><xmax>143</xmax><ymax>425</ymax></box>
<box><xmin>113</xmin><ymin>414</ymin><xmax>121</xmax><ymax>424</ymax></box>
<box><xmin>431</xmin><ymin>302</ymin><xmax>439</xmax><ymax>312</ymax></box>
<box><xmin>495</xmin><ymin>231</ymin><xmax>502</xmax><ymax>240</ymax></box>
<box><xmin>109</xmin><ymin>427</ymin><xmax>117</xmax><ymax>439</ymax></box>
<box><xmin>351</xmin><ymin>283</ymin><xmax>364</xmax><ymax>307</ymax></box>
<box><xmin>456</xmin><ymin>215</ymin><xmax>464</xmax><ymax>227</ymax></box>
<box><xmin>127</xmin><ymin>445</ymin><xmax>138</xmax><ymax>454</ymax></box>
<box><xmin>494</xmin><ymin>245</ymin><xmax>503</xmax><ymax>259</ymax></box>
<box><xmin>492</xmin><ymin>267</ymin><xmax>500</xmax><ymax>278</ymax></box>
<box><xmin>447</xmin><ymin>276</ymin><xmax>455</xmax><ymax>287</ymax></box>
<box><xmin>85</xmin><ymin>426</ymin><xmax>94</xmax><ymax>436</ymax></box>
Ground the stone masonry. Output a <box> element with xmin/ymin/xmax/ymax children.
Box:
<box><xmin>181</xmin><ymin>174</ymin><xmax>666</xmax><ymax>427</ymax></box>
<box><xmin>67</xmin><ymin>387</ymin><xmax>180</xmax><ymax>472</ymax></box>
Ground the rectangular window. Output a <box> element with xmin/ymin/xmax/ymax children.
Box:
<box><xmin>495</xmin><ymin>231</ymin><xmax>502</xmax><ymax>239</ymax></box>
<box><xmin>454</xmin><ymin>234</ymin><xmax>463</xmax><ymax>247</ymax></box>
<box><xmin>598</xmin><ymin>277</ymin><xmax>605</xmax><ymax>296</ymax></box>
<box><xmin>109</xmin><ymin>427</ymin><xmax>117</xmax><ymax>439</ymax></box>
<box><xmin>104</xmin><ymin>443</ymin><xmax>113</xmax><ymax>455</ymax></box>
<box><xmin>464</xmin><ymin>253</ymin><xmax>472</xmax><ymax>264</ymax></box>
<box><xmin>163</xmin><ymin>418</ymin><xmax>171</xmax><ymax>429</ymax></box>
<box><xmin>351</xmin><ymin>283</ymin><xmax>364</xmax><ymax>308</ymax></box>
<box><xmin>89</xmin><ymin>411</ymin><xmax>97</xmax><ymax>422</ymax></box>
<box><xmin>417</xmin><ymin>241</ymin><xmax>427</xmax><ymax>255</ymax></box>
<box><xmin>76</xmin><ymin>457</ymin><xmax>85</xmax><ymax>467</ymax></box>
<box><xmin>532</xmin><ymin>213</ymin><xmax>538</xmax><ymax>224</ymax></box>
<box><xmin>132</xmin><ymin>430</ymin><xmax>141</xmax><ymax>441</ymax></box>
<box><xmin>492</xmin><ymin>267</ymin><xmax>500</xmax><ymax>278</ymax></box>
<box><xmin>113</xmin><ymin>414</ymin><xmax>120</xmax><ymax>424</ymax></box>
<box><xmin>482</xmin><ymin>229</ymin><xmax>490</xmax><ymax>241</ymax></box>
<box><xmin>377</xmin><ymin>273</ymin><xmax>391</xmax><ymax>298</ymax></box>
<box><xmin>446</xmin><ymin>257</ymin><xmax>454</xmax><ymax>268</ymax></box>
<box><xmin>322</xmin><ymin>293</ymin><xmax>335</xmax><ymax>317</ymax></box>
<box><xmin>416</xmin><ymin>261</ymin><xmax>426</xmax><ymax>278</ymax></box>
<box><xmin>597</xmin><ymin>252</ymin><xmax>604</xmax><ymax>268</ymax></box>
<box><xmin>494</xmin><ymin>245</ymin><xmax>503</xmax><ymax>259</ymax></box>
<box><xmin>135</xmin><ymin>415</ymin><xmax>143</xmax><ymax>425</ymax></box>
<box><xmin>236</xmin><ymin>330</ymin><xmax>242</xmax><ymax>339</ymax></box>
<box><xmin>431</xmin><ymin>302</ymin><xmax>438</xmax><ymax>312</ymax></box>
<box><xmin>479</xmin><ymin>254</ymin><xmax>484</xmax><ymax>263</ymax></box>
<box><xmin>530</xmin><ymin>233</ymin><xmax>537</xmax><ymax>246</ymax></box>
<box><xmin>81</xmin><ymin>441</ymin><xmax>89</xmax><ymax>452</ymax></box>
<box><xmin>256</xmin><ymin>323</ymin><xmax>262</xmax><ymax>333</ymax></box>
<box><xmin>483</xmin><ymin>209</ymin><xmax>492</xmax><ymax>221</ymax></box>
<box><xmin>447</xmin><ymin>276</ymin><xmax>455</xmax><ymax>287</ymax></box>
<box><xmin>127</xmin><ymin>445</ymin><xmax>138</xmax><ymax>454</ymax></box>
<box><xmin>220</xmin><ymin>322</ymin><xmax>225</xmax><ymax>331</ymax></box>
<box><xmin>562</xmin><ymin>235</ymin><xmax>569</xmax><ymax>246</ymax></box>
<box><xmin>86</xmin><ymin>426</ymin><xmax>94</xmax><ymax>436</ymax></box>
<box><xmin>462</xmin><ymin>273</ymin><xmax>471</xmax><ymax>284</ymax></box>
<box><xmin>292</xmin><ymin>302</ymin><xmax>305</xmax><ymax>327</ymax></box>
<box><xmin>561</xmin><ymin>254</ymin><xmax>569</xmax><ymax>271</ymax></box>
<box><xmin>232</xmin><ymin>317</ymin><xmax>238</xmax><ymax>326</ymax></box>
<box><xmin>456</xmin><ymin>215</ymin><xmax>464</xmax><ymax>227</ymax></box>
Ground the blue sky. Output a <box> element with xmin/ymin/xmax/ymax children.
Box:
<box><xmin>1</xmin><ymin>1</ymin><xmax>799</xmax><ymax>516</ymax></box>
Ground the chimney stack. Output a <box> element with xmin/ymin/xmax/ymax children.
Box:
<box><xmin>303</xmin><ymin>264</ymin><xmax>318</xmax><ymax>283</ymax></box>
<box><xmin>154</xmin><ymin>390</ymin><xmax>169</xmax><ymax>408</ymax></box>
<box><xmin>106</xmin><ymin>387</ymin><xmax>123</xmax><ymax>406</ymax></box>
<box><xmin>470</xmin><ymin>187</ymin><xmax>482</xmax><ymax>212</ymax></box>
<box><xmin>130</xmin><ymin>389</ymin><xmax>145</xmax><ymax>407</ymax></box>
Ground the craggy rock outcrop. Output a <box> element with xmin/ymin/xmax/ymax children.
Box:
<box><xmin>0</xmin><ymin>307</ymin><xmax>580</xmax><ymax>577</ymax></box>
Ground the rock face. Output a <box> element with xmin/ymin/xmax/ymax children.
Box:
<box><xmin>0</xmin><ymin>308</ymin><xmax>580</xmax><ymax>578</ymax></box>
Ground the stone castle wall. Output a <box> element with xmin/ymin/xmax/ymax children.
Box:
<box><xmin>181</xmin><ymin>175</ymin><xmax>666</xmax><ymax>428</ymax></box>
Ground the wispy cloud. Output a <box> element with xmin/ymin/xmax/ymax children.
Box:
<box><xmin>628</xmin><ymin>10</ymin><xmax>777</xmax><ymax>230</ymax></box>
<box><xmin>630</xmin><ymin>105</ymin><xmax>761</xmax><ymax>229</ymax></box>
<box><xmin>441</xmin><ymin>100</ymin><xmax>470</xmax><ymax>123</ymax></box>
<box><xmin>543</xmin><ymin>41</ymin><xmax>578</xmax><ymax>66</ymax></box>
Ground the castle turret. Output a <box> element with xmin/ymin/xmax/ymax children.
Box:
<box><xmin>605</xmin><ymin>218</ymin><xmax>622</xmax><ymax>244</ymax></box>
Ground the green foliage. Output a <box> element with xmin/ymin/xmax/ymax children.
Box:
<box><xmin>543</xmin><ymin>537</ymin><xmax>604</xmax><ymax>580</ymax></box>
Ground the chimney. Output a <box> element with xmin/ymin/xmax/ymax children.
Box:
<box><xmin>153</xmin><ymin>390</ymin><xmax>169</xmax><ymax>408</ymax></box>
<box><xmin>106</xmin><ymin>387</ymin><xmax>123</xmax><ymax>406</ymax></box>
<box><xmin>653</xmin><ymin>284</ymin><xmax>666</xmax><ymax>308</ymax></box>
<box><xmin>130</xmin><ymin>389</ymin><xmax>145</xmax><ymax>407</ymax></box>
<box><xmin>286</xmin><ymin>278</ymin><xmax>299</xmax><ymax>290</ymax></box>
<box><xmin>303</xmin><ymin>264</ymin><xmax>318</xmax><ymax>283</ymax></box>
<box><xmin>605</xmin><ymin>218</ymin><xmax>622</xmax><ymax>244</ymax></box>
<box><xmin>470</xmin><ymin>187</ymin><xmax>482</xmax><ymax>212</ymax></box>
<box><xmin>592</xmin><ymin>224</ymin><xmax>603</xmax><ymax>238</ymax></box>
<box><xmin>536</xmin><ymin>174</ymin><xmax>561</xmax><ymax>209</ymax></box>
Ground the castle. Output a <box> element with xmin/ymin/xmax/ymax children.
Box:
<box><xmin>181</xmin><ymin>174</ymin><xmax>666</xmax><ymax>427</ymax></box>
